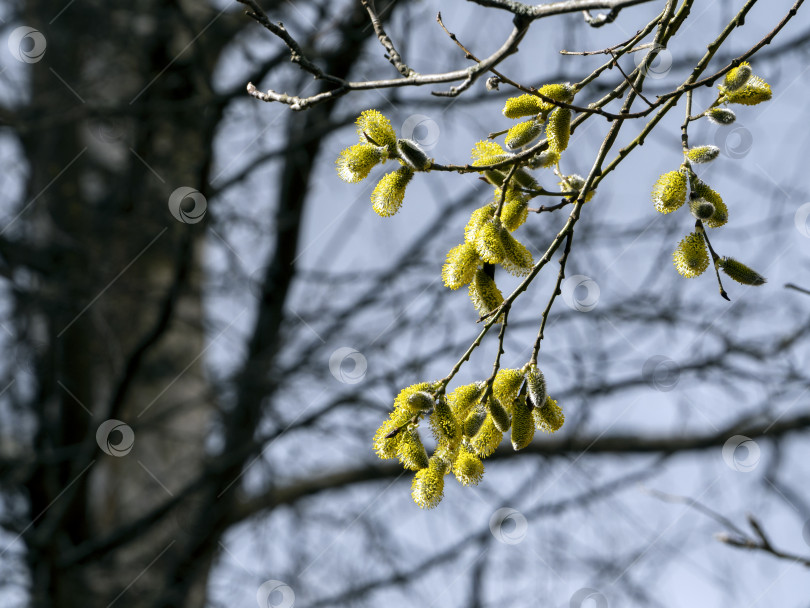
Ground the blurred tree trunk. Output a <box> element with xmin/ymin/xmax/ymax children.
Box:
<box><xmin>17</xmin><ymin>2</ymin><xmax>239</xmax><ymax>606</ymax></box>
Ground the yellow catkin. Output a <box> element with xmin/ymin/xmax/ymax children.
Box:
<box><xmin>442</xmin><ymin>242</ymin><xmax>480</xmax><ymax>290</ymax></box>
<box><xmin>690</xmin><ymin>178</ymin><xmax>727</xmax><ymax>228</ymax></box>
<box><xmin>510</xmin><ymin>396</ymin><xmax>535</xmax><ymax>450</ymax></box>
<box><xmin>505</xmin><ymin>119</ymin><xmax>544</xmax><ymax>150</ymax></box>
<box><xmin>468</xmin><ymin>415</ymin><xmax>503</xmax><ymax>458</ymax></box>
<box><xmin>468</xmin><ymin>269</ymin><xmax>504</xmax><ymax>318</ymax></box>
<box><xmin>724</xmin><ymin>75</ymin><xmax>771</xmax><ymax>106</ymax></box>
<box><xmin>651</xmin><ymin>170</ymin><xmax>687</xmax><ymax>214</ymax></box>
<box><xmin>524</xmin><ymin>364</ymin><xmax>546</xmax><ymax>408</ymax></box>
<box><xmin>502</xmin><ymin>93</ymin><xmax>548</xmax><ymax>119</ymax></box>
<box><xmin>487</xmin><ymin>397</ymin><xmax>511</xmax><ymax>432</ymax></box>
<box><xmin>474</xmin><ymin>219</ymin><xmax>506</xmax><ymax>264</ymax></box>
<box><xmin>453</xmin><ymin>448</ymin><xmax>485</xmax><ymax>486</ymax></box>
<box><xmin>500</xmin><ymin>194</ymin><xmax>529</xmax><ymax>232</ymax></box>
<box><xmin>448</xmin><ymin>383</ymin><xmax>485</xmax><ymax>419</ymax></box>
<box><xmin>411</xmin><ymin>457</ymin><xmax>447</xmax><ymax>509</ymax></box>
<box><xmin>431</xmin><ymin>396</ymin><xmax>460</xmax><ymax>442</ymax></box>
<box><xmin>500</xmin><ymin>230</ymin><xmax>534</xmax><ymax>277</ymax></box>
<box><xmin>396</xmin><ymin>426</ymin><xmax>430</xmax><ymax>470</ymax></box>
<box><xmin>465</xmin><ymin>206</ymin><xmax>494</xmax><ymax>243</ymax></box>
<box><xmin>686</xmin><ymin>145</ymin><xmax>720</xmax><ymax>164</ymax></box>
<box><xmin>356</xmin><ymin>109</ymin><xmax>397</xmax><ymax>147</ymax></box>
<box><xmin>533</xmin><ymin>395</ymin><xmax>564</xmax><ymax>433</ymax></box>
<box><xmin>371</xmin><ymin>167</ymin><xmax>413</xmax><ymax>217</ymax></box>
<box><xmin>718</xmin><ymin>257</ymin><xmax>766</xmax><ymax>285</ymax></box>
<box><xmin>723</xmin><ymin>63</ymin><xmax>752</xmax><ymax>91</ymax></box>
<box><xmin>546</xmin><ymin>107</ymin><xmax>571</xmax><ymax>154</ymax></box>
<box><xmin>336</xmin><ymin>143</ymin><xmax>386</xmax><ymax>183</ymax></box>
<box><xmin>462</xmin><ymin>406</ymin><xmax>487</xmax><ymax>438</ymax></box>
<box><xmin>493</xmin><ymin>368</ymin><xmax>524</xmax><ymax>408</ymax></box>
<box><xmin>537</xmin><ymin>82</ymin><xmax>575</xmax><ymax>104</ymax></box>
<box><xmin>673</xmin><ymin>232</ymin><xmax>709</xmax><ymax>278</ymax></box>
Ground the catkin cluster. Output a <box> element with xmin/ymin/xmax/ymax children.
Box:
<box><xmin>373</xmin><ymin>365</ymin><xmax>564</xmax><ymax>509</ymax></box>
<box><xmin>651</xmin><ymin>63</ymin><xmax>769</xmax><ymax>288</ymax></box>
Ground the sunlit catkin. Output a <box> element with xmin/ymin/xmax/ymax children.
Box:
<box><xmin>673</xmin><ymin>232</ymin><xmax>709</xmax><ymax>278</ymax></box>
<box><xmin>463</xmin><ymin>406</ymin><xmax>487</xmax><ymax>438</ymax></box>
<box><xmin>524</xmin><ymin>364</ymin><xmax>547</xmax><ymax>408</ymax></box>
<box><xmin>453</xmin><ymin>448</ymin><xmax>485</xmax><ymax>486</ymax></box>
<box><xmin>533</xmin><ymin>395</ymin><xmax>564</xmax><ymax>433</ymax></box>
<box><xmin>336</xmin><ymin>143</ymin><xmax>386</xmax><ymax>183</ymax></box>
<box><xmin>442</xmin><ymin>242</ymin><xmax>480</xmax><ymax>290</ymax></box>
<box><xmin>500</xmin><ymin>230</ymin><xmax>534</xmax><ymax>277</ymax></box>
<box><xmin>505</xmin><ymin>119</ymin><xmax>544</xmax><ymax>150</ymax></box>
<box><xmin>411</xmin><ymin>457</ymin><xmax>447</xmax><ymax>509</ymax></box>
<box><xmin>474</xmin><ymin>219</ymin><xmax>506</xmax><ymax>264</ymax></box>
<box><xmin>396</xmin><ymin>138</ymin><xmax>432</xmax><ymax>171</ymax></box>
<box><xmin>493</xmin><ymin>368</ymin><xmax>524</xmax><ymax>408</ymax></box>
<box><xmin>706</xmin><ymin>108</ymin><xmax>736</xmax><ymax>125</ymax></box>
<box><xmin>651</xmin><ymin>170</ymin><xmax>687</xmax><ymax>214</ymax></box>
<box><xmin>448</xmin><ymin>382</ymin><xmax>485</xmax><ymax>419</ymax></box>
<box><xmin>371</xmin><ymin>166</ymin><xmax>413</xmax><ymax>217</ymax></box>
<box><xmin>487</xmin><ymin>397</ymin><xmax>511</xmax><ymax>432</ymax></box>
<box><xmin>502</xmin><ymin>93</ymin><xmax>548</xmax><ymax>119</ymax></box>
<box><xmin>468</xmin><ymin>415</ymin><xmax>503</xmax><ymax>458</ymax></box>
<box><xmin>723</xmin><ymin>62</ymin><xmax>752</xmax><ymax>92</ymax></box>
<box><xmin>356</xmin><ymin>109</ymin><xmax>397</xmax><ymax>148</ymax></box>
<box><xmin>397</xmin><ymin>426</ymin><xmax>430</xmax><ymax>470</ymax></box>
<box><xmin>469</xmin><ymin>269</ymin><xmax>504</xmax><ymax>318</ymax></box>
<box><xmin>546</xmin><ymin>107</ymin><xmax>571</xmax><ymax>153</ymax></box>
<box><xmin>686</xmin><ymin>145</ymin><xmax>720</xmax><ymax>164</ymax></box>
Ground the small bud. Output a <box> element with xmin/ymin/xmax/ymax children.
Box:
<box><xmin>487</xmin><ymin>397</ymin><xmax>511</xmax><ymax>432</ymax></box>
<box><xmin>397</xmin><ymin>426</ymin><xmax>430</xmax><ymax>470</ymax></box>
<box><xmin>463</xmin><ymin>405</ymin><xmax>487</xmax><ymax>438</ymax></box>
<box><xmin>356</xmin><ymin>109</ymin><xmax>397</xmax><ymax>147</ymax></box>
<box><xmin>393</xmin><ymin>382</ymin><xmax>436</xmax><ymax>412</ymax></box>
<box><xmin>474</xmin><ymin>219</ymin><xmax>506</xmax><ymax>264</ymax></box>
<box><xmin>689</xmin><ymin>195</ymin><xmax>715</xmax><ymax>220</ymax></box>
<box><xmin>533</xmin><ymin>395</ymin><xmax>564</xmax><ymax>433</ymax></box>
<box><xmin>395</xmin><ymin>138</ymin><xmax>431</xmax><ymax>171</ymax></box>
<box><xmin>453</xmin><ymin>448</ymin><xmax>484</xmax><ymax>485</ymax></box>
<box><xmin>706</xmin><ymin>107</ymin><xmax>736</xmax><ymax>125</ymax></box>
<box><xmin>717</xmin><ymin>257</ymin><xmax>766</xmax><ymax>286</ymax></box>
<box><xmin>502</xmin><ymin>93</ymin><xmax>548</xmax><ymax>119</ymax></box>
<box><xmin>407</xmin><ymin>391</ymin><xmax>434</xmax><ymax>412</ymax></box>
<box><xmin>336</xmin><ymin>143</ymin><xmax>387</xmax><ymax>183</ymax></box>
<box><xmin>505</xmin><ymin>119</ymin><xmax>544</xmax><ymax>150</ymax></box>
<box><xmin>651</xmin><ymin>170</ymin><xmax>687</xmax><ymax>214</ymax></box>
<box><xmin>411</xmin><ymin>456</ymin><xmax>447</xmax><ymax>509</ymax></box>
<box><xmin>673</xmin><ymin>231</ymin><xmax>709</xmax><ymax>278</ymax></box>
<box><xmin>468</xmin><ymin>415</ymin><xmax>503</xmax><ymax>458</ymax></box>
<box><xmin>510</xmin><ymin>396</ymin><xmax>535</xmax><ymax>450</ymax></box>
<box><xmin>442</xmin><ymin>242</ymin><xmax>480</xmax><ymax>290</ymax></box>
<box><xmin>512</xmin><ymin>168</ymin><xmax>538</xmax><ymax>190</ymax></box>
<box><xmin>486</xmin><ymin>76</ymin><xmax>501</xmax><ymax>91</ymax></box>
<box><xmin>686</xmin><ymin>145</ymin><xmax>720</xmax><ymax>164</ymax></box>
<box><xmin>723</xmin><ymin>63</ymin><xmax>752</xmax><ymax>92</ymax></box>
<box><xmin>371</xmin><ymin>166</ymin><xmax>414</xmax><ymax>217</ymax></box>
<box><xmin>546</xmin><ymin>107</ymin><xmax>571</xmax><ymax>154</ymax></box>
<box><xmin>468</xmin><ymin>268</ymin><xmax>504</xmax><ymax>318</ymax></box>
<box><xmin>524</xmin><ymin>364</ymin><xmax>546</xmax><ymax>408</ymax></box>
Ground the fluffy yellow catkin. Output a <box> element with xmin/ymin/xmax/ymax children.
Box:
<box><xmin>651</xmin><ymin>170</ymin><xmax>687</xmax><ymax>214</ymax></box>
<box><xmin>336</xmin><ymin>143</ymin><xmax>386</xmax><ymax>183</ymax></box>
<box><xmin>448</xmin><ymin>383</ymin><xmax>485</xmax><ymax>419</ymax></box>
<box><xmin>371</xmin><ymin>167</ymin><xmax>413</xmax><ymax>217</ymax></box>
<box><xmin>487</xmin><ymin>397</ymin><xmax>511</xmax><ymax>432</ymax></box>
<box><xmin>453</xmin><ymin>448</ymin><xmax>485</xmax><ymax>486</ymax></box>
<box><xmin>533</xmin><ymin>396</ymin><xmax>564</xmax><ymax>433</ymax></box>
<box><xmin>546</xmin><ymin>107</ymin><xmax>571</xmax><ymax>153</ymax></box>
<box><xmin>493</xmin><ymin>368</ymin><xmax>524</xmax><ymax>407</ymax></box>
<box><xmin>396</xmin><ymin>426</ymin><xmax>430</xmax><ymax>470</ymax></box>
<box><xmin>431</xmin><ymin>396</ymin><xmax>460</xmax><ymax>442</ymax></box>
<box><xmin>442</xmin><ymin>242</ymin><xmax>479</xmax><ymax>290</ymax></box>
<box><xmin>411</xmin><ymin>456</ymin><xmax>447</xmax><ymax>509</ymax></box>
<box><xmin>468</xmin><ymin>415</ymin><xmax>503</xmax><ymax>458</ymax></box>
<box><xmin>502</xmin><ymin>93</ymin><xmax>548</xmax><ymax>119</ymax></box>
<box><xmin>500</xmin><ymin>230</ymin><xmax>534</xmax><ymax>277</ymax></box>
<box><xmin>468</xmin><ymin>269</ymin><xmax>504</xmax><ymax>318</ymax></box>
<box><xmin>356</xmin><ymin>109</ymin><xmax>397</xmax><ymax>147</ymax></box>
<box><xmin>690</xmin><ymin>178</ymin><xmax>728</xmax><ymax>228</ymax></box>
<box><xmin>673</xmin><ymin>232</ymin><xmax>709</xmax><ymax>278</ymax></box>
<box><xmin>505</xmin><ymin>119</ymin><xmax>543</xmax><ymax>150</ymax></box>
<box><xmin>524</xmin><ymin>364</ymin><xmax>546</xmax><ymax>408</ymax></box>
